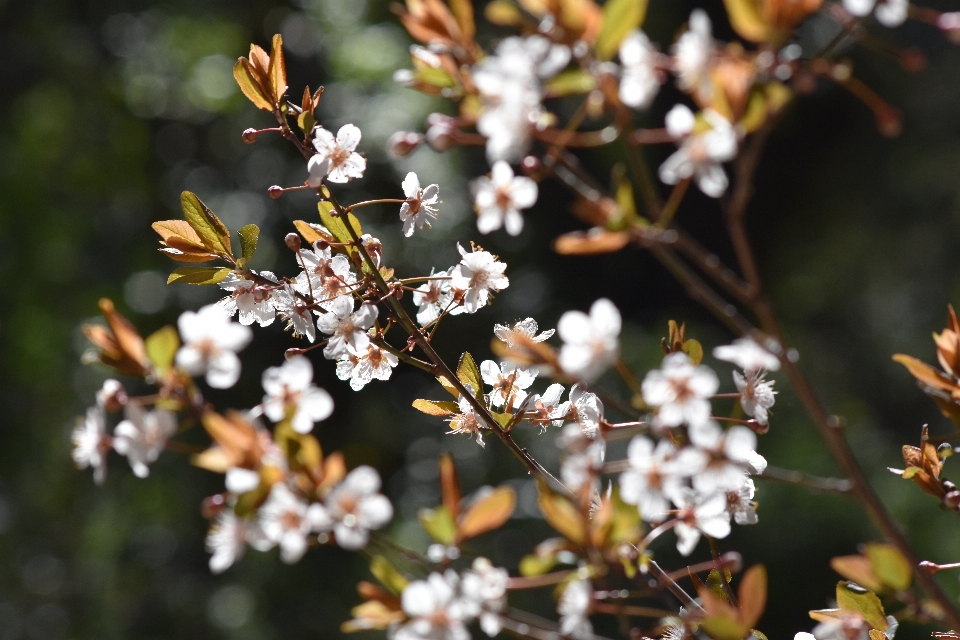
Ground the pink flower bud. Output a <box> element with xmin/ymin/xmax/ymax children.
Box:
<box><xmin>242</xmin><ymin>128</ymin><xmax>259</xmax><ymax>143</ymax></box>
<box><xmin>268</xmin><ymin>185</ymin><xmax>284</xmax><ymax>199</ymax></box>
<box><xmin>285</xmin><ymin>233</ymin><xmax>302</xmax><ymax>252</ymax></box>
<box><xmin>387</xmin><ymin>131</ymin><xmax>424</xmax><ymax>157</ymax></box>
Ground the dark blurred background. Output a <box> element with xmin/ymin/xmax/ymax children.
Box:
<box><xmin>2</xmin><ymin>0</ymin><xmax>960</xmax><ymax>638</ymax></box>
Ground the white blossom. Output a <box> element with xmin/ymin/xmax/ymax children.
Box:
<box><xmin>316</xmin><ymin>297</ymin><xmax>379</xmax><ymax>360</ymax></box>
<box><xmin>494</xmin><ymin>317</ymin><xmax>554</xmax><ymax>348</ymax></box>
<box><xmin>261</xmin><ymin>355</ymin><xmax>334</xmax><ymax>434</ymax></box>
<box><xmin>659</xmin><ymin>105</ymin><xmax>738</xmax><ymax>198</ymax></box>
<box><xmin>673</xmin><ymin>9</ymin><xmax>714</xmax><ymax>94</ymax></box>
<box><xmin>671</xmin><ymin>488</ymin><xmax>731</xmax><ymax>556</ymax></box>
<box><xmin>480</xmin><ymin>360</ymin><xmax>537</xmax><ymax>408</ymax></box>
<box><xmin>713</xmin><ymin>338</ymin><xmax>780</xmax><ymax>372</ymax></box>
<box><xmin>471</xmin><ymin>161</ymin><xmax>538</xmax><ymax>236</ymax></box>
<box><xmin>217</xmin><ymin>272</ymin><xmax>278</xmax><ymax>327</ymax></box>
<box><xmin>687</xmin><ymin>421</ymin><xmax>767</xmax><ymax>492</ymax></box>
<box><xmin>460</xmin><ymin>558</ymin><xmax>509</xmax><ymax>637</ymax></box>
<box><xmin>400</xmin><ymin>172</ymin><xmax>440</xmax><ymax>237</ymax></box>
<box><xmin>175</xmin><ymin>304</ymin><xmax>252</xmax><ymax>388</ymax></box>
<box><xmin>72</xmin><ymin>406</ymin><xmax>110</xmax><ymax>485</ymax></box>
<box><xmin>393</xmin><ymin>572</ymin><xmax>471</xmax><ymax>640</ymax></box>
<box><xmin>307</xmin><ymin>124</ymin><xmax>366</xmax><ymax>185</ymax></box>
<box><xmin>557</xmin><ymin>298</ymin><xmax>621</xmax><ymax>382</ymax></box>
<box><xmin>843</xmin><ymin>0</ymin><xmax>908</xmax><ymax>27</ymax></box>
<box><xmin>619</xmin><ymin>30</ymin><xmax>661</xmax><ymax>110</ymax></box>
<box><xmin>569</xmin><ymin>383</ymin><xmax>604</xmax><ymax>436</ymax></box>
<box><xmin>642</xmin><ymin>352</ymin><xmax>718</xmax><ymax>430</ymax></box>
<box><xmin>619</xmin><ymin>436</ymin><xmax>684</xmax><ymax>523</ymax></box>
<box><xmin>95</xmin><ymin>378</ymin><xmax>125</xmax><ymax>409</ymax></box>
<box><xmin>447</xmin><ymin>386</ymin><xmax>486</xmax><ymax>447</ymax></box>
<box><xmin>727</xmin><ymin>476</ymin><xmax>758</xmax><ymax>525</ymax></box>
<box><xmin>112</xmin><ymin>404</ymin><xmax>178</xmax><ymax>478</ymax></box>
<box><xmin>810</xmin><ymin>614</ymin><xmax>899</xmax><ymax>640</ymax></box>
<box><xmin>412</xmin><ymin>269</ymin><xmax>454</xmax><ymax>326</ymax></box>
<box><xmin>274</xmin><ymin>284</ymin><xmax>317</xmax><ymax>343</ymax></box>
<box><xmin>323</xmin><ymin>465</ymin><xmax>393</xmax><ymax>550</ymax></box>
<box><xmin>336</xmin><ymin>344</ymin><xmax>399</xmax><ymax>391</ymax></box>
<box><xmin>527</xmin><ymin>383</ymin><xmax>569</xmax><ymax>431</ymax></box>
<box><xmin>558</xmin><ymin>423</ymin><xmax>605</xmax><ymax>491</ymax></box>
<box><xmin>205</xmin><ymin>509</ymin><xmax>271</xmax><ymax>574</ymax></box>
<box><xmin>558</xmin><ymin>579</ymin><xmax>593</xmax><ymax>640</ymax></box>
<box><xmin>258</xmin><ymin>483</ymin><xmax>331</xmax><ymax>564</ymax></box>
<box><xmin>295</xmin><ymin>242</ymin><xmax>357</xmax><ymax>309</ymax></box>
<box><xmin>734</xmin><ymin>370</ymin><xmax>777</xmax><ymax>425</ymax></box>
<box><xmin>450</xmin><ymin>244</ymin><xmax>509</xmax><ymax>314</ymax></box>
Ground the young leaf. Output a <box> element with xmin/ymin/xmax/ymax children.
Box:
<box><xmin>536</xmin><ymin>481</ymin><xmax>586</xmax><ymax>545</ymax></box>
<box><xmin>830</xmin><ymin>554</ymin><xmax>883</xmax><ymax>593</ymax></box>
<box><xmin>439</xmin><ymin>453</ymin><xmax>462</xmax><ymax>520</ymax></box>
<box><xmin>238</xmin><ymin>224</ymin><xmax>259</xmax><ymax>262</ymax></box>
<box><xmin>721</xmin><ymin>0</ymin><xmax>776</xmax><ymax>43</ymax></box>
<box><xmin>411</xmin><ymin>399</ymin><xmax>459</xmax><ymax>417</ymax></box>
<box><xmin>865</xmin><ymin>543</ymin><xmax>912</xmax><ymax>592</ymax></box>
<box><xmin>419</xmin><ymin>506</ymin><xmax>457</xmax><ymax>545</ymax></box>
<box><xmin>436</xmin><ymin>375</ymin><xmax>460</xmax><ymax>399</ymax></box>
<box><xmin>458</xmin><ymin>486</ymin><xmax>515</xmax><ymax>541</ymax></box>
<box><xmin>737</xmin><ymin>564</ymin><xmax>767</xmax><ymax>630</ymax></box>
<box><xmin>293</xmin><ymin>220</ymin><xmax>334</xmax><ymax>246</ymax></box>
<box><xmin>318</xmin><ymin>201</ymin><xmax>363</xmax><ymax>250</ymax></box>
<box><xmin>836</xmin><ymin>582</ymin><xmax>888</xmax><ymax>631</ymax></box>
<box><xmin>268</xmin><ymin>34</ymin><xmax>287</xmax><ymax>105</ymax></box>
<box><xmin>543</xmin><ymin>69</ymin><xmax>597</xmax><ymax>97</ymax></box>
<box><xmin>233</xmin><ymin>58</ymin><xmax>273</xmax><ymax>110</ymax></box>
<box><xmin>167</xmin><ymin>266</ymin><xmax>232</xmax><ymax>285</ymax></box>
<box><xmin>448</xmin><ymin>0</ymin><xmax>475</xmax><ymax>42</ymax></box>
<box><xmin>369</xmin><ymin>556</ymin><xmax>409</xmax><ymax>594</ymax></box>
<box><xmin>145</xmin><ymin>326</ymin><xmax>180</xmax><ymax>374</ymax></box>
<box><xmin>699</xmin><ymin>615</ymin><xmax>747</xmax><ymax>640</ymax></box>
<box><xmin>456</xmin><ymin>352</ymin><xmax>483</xmax><ymax>399</ymax></box>
<box><xmin>595</xmin><ymin>0</ymin><xmax>649</xmax><ymax>60</ymax></box>
<box><xmin>520</xmin><ymin>553</ymin><xmax>559</xmax><ymax>577</ymax></box>
<box><xmin>683</xmin><ymin>338</ymin><xmax>704</xmax><ymax>365</ymax></box>
<box><xmin>181</xmin><ymin>191</ymin><xmax>232</xmax><ymax>257</ymax></box>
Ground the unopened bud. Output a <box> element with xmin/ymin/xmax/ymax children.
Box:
<box><xmin>268</xmin><ymin>185</ymin><xmax>284</xmax><ymax>199</ymax></box>
<box><xmin>521</xmin><ymin>155</ymin><xmax>541</xmax><ymax>176</ymax></box>
<box><xmin>919</xmin><ymin>560</ymin><xmax>941</xmax><ymax>575</ymax></box>
<box><xmin>242</xmin><ymin>128</ymin><xmax>259</xmax><ymax>143</ymax></box>
<box><xmin>944</xmin><ymin>490</ymin><xmax>960</xmax><ymax>510</ymax></box>
<box><xmin>388</xmin><ymin>131</ymin><xmax>424</xmax><ymax>157</ymax></box>
<box><xmin>285</xmin><ymin>233</ymin><xmax>302</xmax><ymax>252</ymax></box>
<box><xmin>201</xmin><ymin>493</ymin><xmax>227</xmax><ymax>519</ymax></box>
<box><xmin>426</xmin><ymin>113</ymin><xmax>457</xmax><ymax>152</ymax></box>
<box><xmin>285</xmin><ymin>347</ymin><xmax>306</xmax><ymax>359</ymax></box>
<box><xmin>939</xmin><ymin>12</ymin><xmax>960</xmax><ymax>44</ymax></box>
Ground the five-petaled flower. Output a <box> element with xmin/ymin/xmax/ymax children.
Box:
<box><xmin>480</xmin><ymin>359</ymin><xmax>537</xmax><ymax>409</ymax></box>
<box><xmin>112</xmin><ymin>404</ymin><xmax>178</xmax><ymax>478</ymax></box>
<box><xmin>217</xmin><ymin>272</ymin><xmax>278</xmax><ymax>327</ymax></box>
<box><xmin>321</xmin><ymin>465</ymin><xmax>393</xmax><ymax>550</ymax></box>
<box><xmin>557</xmin><ymin>299</ymin><xmax>621</xmax><ymax>382</ymax></box>
<box><xmin>450</xmin><ymin>244</ymin><xmax>510</xmax><ymax>314</ymax></box>
<box><xmin>307</xmin><ymin>124</ymin><xmax>366</xmax><ymax>185</ymax></box>
<box><xmin>642</xmin><ymin>352</ymin><xmax>718</xmax><ymax>430</ymax></box>
<box><xmin>399</xmin><ymin>172</ymin><xmax>440</xmax><ymax>237</ymax></box>
<box><xmin>258</xmin><ymin>483</ymin><xmax>331</xmax><ymax>564</ymax></box>
<box><xmin>316</xmin><ymin>297</ymin><xmax>379</xmax><ymax>360</ymax></box>
<box><xmin>471</xmin><ymin>161</ymin><xmax>538</xmax><ymax>236</ymax></box>
<box><xmin>261</xmin><ymin>355</ymin><xmax>334</xmax><ymax>434</ymax></box>
<box><xmin>176</xmin><ymin>304</ymin><xmax>253</xmax><ymax>388</ymax></box>
<box><xmin>659</xmin><ymin>104</ymin><xmax>738</xmax><ymax>198</ymax></box>
<box><xmin>494</xmin><ymin>317</ymin><xmax>554</xmax><ymax>348</ymax></box>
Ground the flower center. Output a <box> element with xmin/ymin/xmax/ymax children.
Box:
<box><xmin>330</xmin><ymin>146</ymin><xmax>350</xmax><ymax>167</ymax></box>
<box><xmin>495</xmin><ymin>186</ymin><xmax>513</xmax><ymax>211</ymax></box>
<box><xmin>280</xmin><ymin>509</ymin><xmax>303</xmax><ymax>531</ymax></box>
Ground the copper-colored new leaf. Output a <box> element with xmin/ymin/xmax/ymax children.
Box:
<box><xmin>458</xmin><ymin>486</ymin><xmax>515</xmax><ymax>540</ymax></box>
<box><xmin>84</xmin><ymin>298</ymin><xmax>150</xmax><ymax>376</ymax></box>
<box><xmin>233</xmin><ymin>58</ymin><xmax>273</xmax><ymax>111</ymax></box>
<box><xmin>293</xmin><ymin>220</ymin><xmax>334</xmax><ymax>246</ymax></box>
<box><xmin>448</xmin><ymin>0</ymin><xmax>475</xmax><ymax>42</ymax></box>
<box><xmin>830</xmin><ymin>554</ymin><xmax>883</xmax><ymax>593</ymax></box>
<box><xmin>268</xmin><ymin>34</ymin><xmax>287</xmax><ymax>105</ymax></box>
<box><xmin>892</xmin><ymin>354</ymin><xmax>958</xmax><ymax>394</ymax></box>
<box><xmin>455</xmin><ymin>352</ymin><xmax>483</xmax><ymax>400</ymax></box>
<box><xmin>411</xmin><ymin>399</ymin><xmax>458</xmax><ymax>416</ymax></box>
<box><xmin>722</xmin><ymin>0</ymin><xmax>777</xmax><ymax>43</ymax></box>
<box><xmin>439</xmin><ymin>453</ymin><xmax>462</xmax><ymax>520</ymax></box>
<box><xmin>202</xmin><ymin>411</ymin><xmax>262</xmax><ymax>468</ymax></box>
<box><xmin>554</xmin><ymin>228</ymin><xmax>630</xmax><ymax>255</ymax></box>
<box><xmin>699</xmin><ymin>615</ymin><xmax>747</xmax><ymax>640</ymax></box>
<box><xmin>737</xmin><ymin>564</ymin><xmax>767</xmax><ymax>630</ymax></box>
<box><xmin>536</xmin><ymin>481</ymin><xmax>586</xmax><ymax>545</ymax></box>
<box><xmin>761</xmin><ymin>0</ymin><xmax>823</xmax><ymax>31</ymax></box>
<box><xmin>181</xmin><ymin>191</ymin><xmax>232</xmax><ymax>257</ymax></box>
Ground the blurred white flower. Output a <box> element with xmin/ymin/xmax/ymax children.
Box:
<box><xmin>450</xmin><ymin>244</ymin><xmax>510</xmax><ymax>314</ymax></box>
<box><xmin>619</xmin><ymin>30</ymin><xmax>660</xmax><ymax>110</ymax></box>
<box><xmin>217</xmin><ymin>272</ymin><xmax>278</xmax><ymax>327</ymax></box>
<box><xmin>558</xmin><ymin>423</ymin><xmax>605</xmax><ymax>491</ymax></box>
<box><xmin>713</xmin><ymin>338</ymin><xmax>780</xmax><ymax>372</ymax></box>
<box><xmin>399</xmin><ymin>172</ymin><xmax>440</xmax><ymax>237</ymax></box>
<box><xmin>394</xmin><ymin>571</ymin><xmax>471</xmax><ymax>640</ymax></box>
<box><xmin>671</xmin><ymin>488</ymin><xmax>731</xmax><ymax>556</ymax></box>
<box><xmin>316</xmin><ymin>297</ymin><xmax>379</xmax><ymax>360</ymax></box>
<box><xmin>176</xmin><ymin>304</ymin><xmax>252</xmax><ymax>388</ymax></box>
<box><xmin>557</xmin><ymin>298</ymin><xmax>621</xmax><ymax>382</ymax></box>
<box><xmin>642</xmin><ymin>352</ymin><xmax>718</xmax><ymax>430</ymax></box>
<box><xmin>72</xmin><ymin>406</ymin><xmax>110</xmax><ymax>485</ymax></box>
<box><xmin>112</xmin><ymin>404</ymin><xmax>177</xmax><ymax>478</ymax></box>
<box><xmin>323</xmin><ymin>465</ymin><xmax>393</xmax><ymax>550</ymax></box>
<box><xmin>261</xmin><ymin>355</ymin><xmax>334</xmax><ymax>434</ymax></box>
<box><xmin>471</xmin><ymin>161</ymin><xmax>538</xmax><ymax>236</ymax></box>
<box><xmin>843</xmin><ymin>0</ymin><xmax>908</xmax><ymax>26</ymax></box>
<box><xmin>258</xmin><ymin>483</ymin><xmax>331</xmax><ymax>563</ymax></box>
<box><xmin>460</xmin><ymin>558</ymin><xmax>509</xmax><ymax>637</ymax></box>
<box><xmin>205</xmin><ymin>509</ymin><xmax>270</xmax><ymax>574</ymax></box>
<box><xmin>307</xmin><ymin>124</ymin><xmax>366</xmax><ymax>185</ymax></box>
<box><xmin>688</xmin><ymin>421</ymin><xmax>766</xmax><ymax>492</ymax></box>
<box><xmin>727</xmin><ymin>476</ymin><xmax>759</xmax><ymax>525</ymax></box>
<box><xmin>673</xmin><ymin>9</ymin><xmax>714</xmax><ymax>94</ymax></box>
<box><xmin>659</xmin><ymin>105</ymin><xmax>737</xmax><ymax>198</ymax></box>
<box><xmin>558</xmin><ymin>579</ymin><xmax>593</xmax><ymax>640</ymax></box>
<box><xmin>619</xmin><ymin>436</ymin><xmax>684</xmax><ymax>523</ymax></box>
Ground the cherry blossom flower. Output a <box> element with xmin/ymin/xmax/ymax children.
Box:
<box><xmin>336</xmin><ymin>344</ymin><xmax>399</xmax><ymax>391</ymax></box>
<box><xmin>460</xmin><ymin>558</ymin><xmax>509</xmax><ymax>637</ymax></box>
<box><xmin>258</xmin><ymin>483</ymin><xmax>332</xmax><ymax>564</ymax></box>
<box><xmin>671</xmin><ymin>488</ymin><xmax>731</xmax><ymax>556</ymax></box>
<box><xmin>642</xmin><ymin>352</ymin><xmax>718</xmax><ymax>430</ymax></box>
<box><xmin>480</xmin><ymin>360</ymin><xmax>537</xmax><ymax>408</ymax></box>
<box><xmin>261</xmin><ymin>356</ymin><xmax>334</xmax><ymax>434</ymax></box>
<box><xmin>412</xmin><ymin>268</ymin><xmax>454</xmax><ymax>326</ymax></box>
<box><xmin>494</xmin><ymin>317</ymin><xmax>554</xmax><ymax>348</ymax></box>
<box><xmin>618</xmin><ymin>30</ymin><xmax>661</xmax><ymax>110</ymax></box>
<box><xmin>205</xmin><ymin>509</ymin><xmax>271</xmax><ymax>574</ymax></box>
<box><xmin>569</xmin><ymin>384</ymin><xmax>604</xmax><ymax>436</ymax></box>
<box><xmin>795</xmin><ymin>633</ymin><xmax>816</xmax><ymax>640</ymax></box>
<box><xmin>217</xmin><ymin>272</ymin><xmax>278</xmax><ymax>327</ymax></box>
<box><xmin>295</xmin><ymin>242</ymin><xmax>357</xmax><ymax>309</ymax></box>
<box><xmin>734</xmin><ymin>370</ymin><xmax>777</xmax><ymax>425</ymax></box>
<box><xmin>176</xmin><ymin>304</ymin><xmax>253</xmax><ymax>388</ymax></box>
<box><xmin>558</xmin><ymin>579</ymin><xmax>593</xmax><ymax>640</ymax></box>
<box><xmin>557</xmin><ymin>299</ymin><xmax>621</xmax><ymax>382</ymax></box>
<box><xmin>307</xmin><ymin>124</ymin><xmax>366</xmax><ymax>186</ymax></box>
<box><xmin>450</xmin><ymin>244</ymin><xmax>509</xmax><ymax>314</ymax></box>
<box><xmin>713</xmin><ymin>338</ymin><xmax>780</xmax><ymax>372</ymax></box>
<box><xmin>558</xmin><ymin>424</ymin><xmax>605</xmax><ymax>491</ymax></box>
<box><xmin>526</xmin><ymin>383</ymin><xmax>569</xmax><ymax>431</ymax></box>
<box><xmin>447</xmin><ymin>386</ymin><xmax>485</xmax><ymax>446</ymax></box>
<box><xmin>316</xmin><ymin>297</ymin><xmax>379</xmax><ymax>360</ymax></box>
<box><xmin>394</xmin><ymin>571</ymin><xmax>470</xmax><ymax>640</ymax></box>
<box><xmin>322</xmin><ymin>465</ymin><xmax>393</xmax><ymax>550</ymax></box>
<box><xmin>687</xmin><ymin>421</ymin><xmax>767</xmax><ymax>493</ymax></box>
<box><xmin>72</xmin><ymin>406</ymin><xmax>110</xmax><ymax>485</ymax></box>
<box><xmin>273</xmin><ymin>283</ymin><xmax>317</xmax><ymax>343</ymax></box>
<box><xmin>673</xmin><ymin>9</ymin><xmax>714</xmax><ymax>94</ymax></box>
<box><xmin>843</xmin><ymin>0</ymin><xmax>908</xmax><ymax>27</ymax></box>
<box><xmin>399</xmin><ymin>172</ymin><xmax>440</xmax><ymax>237</ymax></box>
<box><xmin>619</xmin><ymin>436</ymin><xmax>684</xmax><ymax>523</ymax></box>
<box><xmin>811</xmin><ymin>614</ymin><xmax>899</xmax><ymax>640</ymax></box>
<box><xmin>659</xmin><ymin>105</ymin><xmax>738</xmax><ymax>198</ymax></box>
<box><xmin>112</xmin><ymin>404</ymin><xmax>178</xmax><ymax>478</ymax></box>
<box><xmin>727</xmin><ymin>476</ymin><xmax>758</xmax><ymax>525</ymax></box>
<box><xmin>471</xmin><ymin>161</ymin><xmax>538</xmax><ymax>236</ymax></box>
<box><xmin>95</xmin><ymin>379</ymin><xmax>126</xmax><ymax>411</ymax></box>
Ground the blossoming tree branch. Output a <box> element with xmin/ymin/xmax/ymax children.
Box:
<box><xmin>72</xmin><ymin>0</ymin><xmax>960</xmax><ymax>639</ymax></box>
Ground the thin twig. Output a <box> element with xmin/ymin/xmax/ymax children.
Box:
<box><xmin>758</xmin><ymin>465</ymin><xmax>853</xmax><ymax>493</ymax></box>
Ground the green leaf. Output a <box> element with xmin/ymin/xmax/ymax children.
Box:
<box><xmin>436</xmin><ymin>375</ymin><xmax>460</xmax><ymax>399</ymax></box>
<box><xmin>456</xmin><ymin>352</ymin><xmax>483</xmax><ymax>400</ymax></box>
<box><xmin>181</xmin><ymin>191</ymin><xmax>232</xmax><ymax>257</ymax></box>
<box><xmin>297</xmin><ymin>110</ymin><xmax>317</xmax><ymax>134</ymax></box>
<box><xmin>544</xmin><ymin>70</ymin><xmax>597</xmax><ymax>97</ymax></box>
<box><xmin>520</xmin><ymin>554</ymin><xmax>558</xmax><ymax>577</ymax></box>
<box><xmin>167</xmin><ymin>267</ymin><xmax>232</xmax><ymax>285</ymax></box>
<box><xmin>836</xmin><ymin>582</ymin><xmax>888</xmax><ymax>631</ymax></box>
<box><xmin>412</xmin><ymin>399</ymin><xmax>460</xmax><ymax>417</ymax></box>
<box><xmin>866</xmin><ymin>543</ymin><xmax>912</xmax><ymax>592</ymax></box>
<box><xmin>416</xmin><ymin>67</ymin><xmax>457</xmax><ymax>89</ymax></box>
<box><xmin>683</xmin><ymin>338</ymin><xmax>704</xmax><ymax>365</ymax></box>
<box><xmin>238</xmin><ymin>224</ymin><xmax>259</xmax><ymax>262</ymax></box>
<box><xmin>707</xmin><ymin>568</ymin><xmax>733</xmax><ymax>601</ymax></box>
<box><xmin>419</xmin><ymin>506</ymin><xmax>458</xmax><ymax>545</ymax></box>
<box><xmin>318</xmin><ymin>201</ymin><xmax>362</xmax><ymax>246</ymax></box>
<box><xmin>595</xmin><ymin>0</ymin><xmax>649</xmax><ymax>61</ymax></box>
<box><xmin>721</xmin><ymin>0</ymin><xmax>776</xmax><ymax>43</ymax></box>
<box><xmin>233</xmin><ymin>59</ymin><xmax>273</xmax><ymax>111</ymax></box>
<box><xmin>491</xmin><ymin>412</ymin><xmax>513</xmax><ymax>429</ymax></box>
<box><xmin>699</xmin><ymin>615</ymin><xmax>747</xmax><ymax>640</ymax></box>
<box><xmin>370</xmin><ymin>555</ymin><xmax>409</xmax><ymax>594</ymax></box>
<box><xmin>145</xmin><ymin>326</ymin><xmax>180</xmax><ymax>374</ymax></box>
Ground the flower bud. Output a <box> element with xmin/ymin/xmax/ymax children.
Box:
<box><xmin>285</xmin><ymin>233</ymin><xmax>302</xmax><ymax>252</ymax></box>
<box><xmin>268</xmin><ymin>185</ymin><xmax>284</xmax><ymax>199</ymax></box>
<box><xmin>242</xmin><ymin>128</ymin><xmax>259</xmax><ymax>143</ymax></box>
<box><xmin>521</xmin><ymin>155</ymin><xmax>541</xmax><ymax>176</ymax></box>
<box><xmin>387</xmin><ymin>131</ymin><xmax>424</xmax><ymax>157</ymax></box>
<box><xmin>285</xmin><ymin>347</ymin><xmax>306</xmax><ymax>359</ymax></box>
<box><xmin>426</xmin><ymin>113</ymin><xmax>457</xmax><ymax>152</ymax></box>
<box><xmin>944</xmin><ymin>489</ymin><xmax>960</xmax><ymax>510</ymax></box>
<box><xmin>939</xmin><ymin>12</ymin><xmax>960</xmax><ymax>44</ymax></box>
<box><xmin>201</xmin><ymin>493</ymin><xmax>227</xmax><ymax>519</ymax></box>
